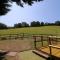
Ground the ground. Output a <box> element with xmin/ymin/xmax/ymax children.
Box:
<box><xmin>0</xmin><ymin>39</ymin><xmax>33</xmax><ymax>51</ymax></box>
<box><xmin>18</xmin><ymin>50</ymin><xmax>46</xmax><ymax>60</ymax></box>
<box><xmin>0</xmin><ymin>26</ymin><xmax>60</xmax><ymax>60</ymax></box>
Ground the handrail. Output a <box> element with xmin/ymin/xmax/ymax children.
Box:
<box><xmin>49</xmin><ymin>45</ymin><xmax>60</xmax><ymax>49</ymax></box>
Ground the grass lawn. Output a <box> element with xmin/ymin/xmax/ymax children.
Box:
<box><xmin>18</xmin><ymin>50</ymin><xmax>46</xmax><ymax>60</ymax></box>
<box><xmin>36</xmin><ymin>41</ymin><xmax>48</xmax><ymax>48</ymax></box>
<box><xmin>0</xmin><ymin>26</ymin><xmax>60</xmax><ymax>35</ymax></box>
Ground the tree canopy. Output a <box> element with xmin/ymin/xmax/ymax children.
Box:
<box><xmin>0</xmin><ymin>0</ymin><xmax>11</xmax><ymax>15</ymax></box>
<box><xmin>0</xmin><ymin>23</ymin><xmax>8</xmax><ymax>29</ymax></box>
<box><xmin>0</xmin><ymin>0</ymin><xmax>43</xmax><ymax>16</ymax></box>
<box><xmin>30</xmin><ymin>21</ymin><xmax>40</xmax><ymax>27</ymax></box>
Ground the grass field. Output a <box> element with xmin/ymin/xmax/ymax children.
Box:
<box><xmin>0</xmin><ymin>26</ymin><xmax>60</xmax><ymax>35</ymax></box>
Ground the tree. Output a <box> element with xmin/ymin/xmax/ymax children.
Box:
<box><xmin>55</xmin><ymin>21</ymin><xmax>60</xmax><ymax>26</ymax></box>
<box><xmin>31</xmin><ymin>21</ymin><xmax>36</xmax><ymax>27</ymax></box>
<box><xmin>30</xmin><ymin>21</ymin><xmax>40</xmax><ymax>27</ymax></box>
<box><xmin>0</xmin><ymin>0</ymin><xmax>11</xmax><ymax>16</ymax></box>
<box><xmin>14</xmin><ymin>23</ymin><xmax>22</xmax><ymax>28</ymax></box>
<box><xmin>0</xmin><ymin>23</ymin><xmax>8</xmax><ymax>29</ymax></box>
<box><xmin>40</xmin><ymin>22</ymin><xmax>44</xmax><ymax>26</ymax></box>
<box><xmin>21</xmin><ymin>22</ymin><xmax>29</xmax><ymax>27</ymax></box>
<box><xmin>14</xmin><ymin>22</ymin><xmax>29</xmax><ymax>28</ymax></box>
<box><xmin>45</xmin><ymin>22</ymin><xmax>55</xmax><ymax>26</ymax></box>
<box><xmin>11</xmin><ymin>0</ymin><xmax>43</xmax><ymax>6</ymax></box>
<box><xmin>0</xmin><ymin>0</ymin><xmax>43</xmax><ymax>16</ymax></box>
<box><xmin>36</xmin><ymin>21</ymin><xmax>41</xmax><ymax>26</ymax></box>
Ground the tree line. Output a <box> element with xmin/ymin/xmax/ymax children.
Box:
<box><xmin>0</xmin><ymin>20</ymin><xmax>60</xmax><ymax>29</ymax></box>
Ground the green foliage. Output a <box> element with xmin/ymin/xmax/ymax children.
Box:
<box><xmin>0</xmin><ymin>0</ymin><xmax>11</xmax><ymax>15</ymax></box>
<box><xmin>11</xmin><ymin>0</ymin><xmax>43</xmax><ymax>6</ymax></box>
<box><xmin>41</xmin><ymin>22</ymin><xmax>44</xmax><ymax>26</ymax></box>
<box><xmin>0</xmin><ymin>23</ymin><xmax>8</xmax><ymax>29</ymax></box>
<box><xmin>14</xmin><ymin>22</ymin><xmax>29</xmax><ymax>28</ymax></box>
<box><xmin>21</xmin><ymin>22</ymin><xmax>29</xmax><ymax>27</ymax></box>
<box><xmin>30</xmin><ymin>21</ymin><xmax>40</xmax><ymax>27</ymax></box>
<box><xmin>0</xmin><ymin>0</ymin><xmax>43</xmax><ymax>16</ymax></box>
<box><xmin>14</xmin><ymin>23</ymin><xmax>22</xmax><ymax>28</ymax></box>
<box><xmin>55</xmin><ymin>21</ymin><xmax>60</xmax><ymax>26</ymax></box>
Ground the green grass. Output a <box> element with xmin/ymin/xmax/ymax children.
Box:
<box><xmin>36</xmin><ymin>41</ymin><xmax>48</xmax><ymax>48</ymax></box>
<box><xmin>18</xmin><ymin>50</ymin><xmax>46</xmax><ymax>60</ymax></box>
<box><xmin>0</xmin><ymin>26</ymin><xmax>60</xmax><ymax>35</ymax></box>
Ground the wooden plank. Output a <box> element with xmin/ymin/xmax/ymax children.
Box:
<box><xmin>49</xmin><ymin>45</ymin><xmax>60</xmax><ymax>49</ymax></box>
<box><xmin>40</xmin><ymin>47</ymin><xmax>60</xmax><ymax>58</ymax></box>
<box><xmin>32</xmin><ymin>50</ymin><xmax>50</xmax><ymax>59</ymax></box>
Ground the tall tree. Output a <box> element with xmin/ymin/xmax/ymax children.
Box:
<box><xmin>21</xmin><ymin>22</ymin><xmax>29</xmax><ymax>27</ymax></box>
<box><xmin>40</xmin><ymin>22</ymin><xmax>44</xmax><ymax>26</ymax></box>
<box><xmin>0</xmin><ymin>23</ymin><xmax>8</xmax><ymax>29</ymax></box>
<box><xmin>55</xmin><ymin>21</ymin><xmax>60</xmax><ymax>26</ymax></box>
<box><xmin>30</xmin><ymin>21</ymin><xmax>40</xmax><ymax>27</ymax></box>
<box><xmin>14</xmin><ymin>23</ymin><xmax>22</xmax><ymax>28</ymax></box>
<box><xmin>0</xmin><ymin>0</ymin><xmax>43</xmax><ymax>16</ymax></box>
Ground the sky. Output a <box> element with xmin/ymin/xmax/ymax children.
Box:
<box><xmin>0</xmin><ymin>0</ymin><xmax>60</xmax><ymax>26</ymax></box>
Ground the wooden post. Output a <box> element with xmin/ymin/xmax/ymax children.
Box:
<box><xmin>23</xmin><ymin>33</ymin><xmax>24</xmax><ymax>38</ymax></box>
<box><xmin>9</xmin><ymin>34</ymin><xmax>11</xmax><ymax>39</ymax></box>
<box><xmin>21</xmin><ymin>33</ymin><xmax>24</xmax><ymax>40</ymax></box>
<box><xmin>56</xmin><ymin>37</ymin><xmax>57</xmax><ymax>44</ymax></box>
<box><xmin>41</xmin><ymin>36</ymin><xmax>43</xmax><ymax>47</ymax></box>
<box><xmin>34</xmin><ymin>36</ymin><xmax>36</xmax><ymax>49</ymax></box>
<box><xmin>48</xmin><ymin>37</ymin><xmax>52</xmax><ymax>60</ymax></box>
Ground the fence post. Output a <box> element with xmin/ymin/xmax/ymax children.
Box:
<box><xmin>41</xmin><ymin>36</ymin><xmax>43</xmax><ymax>47</ymax></box>
<box><xmin>22</xmin><ymin>33</ymin><xmax>24</xmax><ymax>40</ymax></box>
<box><xmin>48</xmin><ymin>37</ymin><xmax>52</xmax><ymax>60</ymax></box>
<box><xmin>33</xmin><ymin>36</ymin><xmax>36</xmax><ymax>49</ymax></box>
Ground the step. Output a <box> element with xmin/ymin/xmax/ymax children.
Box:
<box><xmin>32</xmin><ymin>50</ymin><xmax>50</xmax><ymax>59</ymax></box>
<box><xmin>6</xmin><ymin>52</ymin><xmax>18</xmax><ymax>60</ymax></box>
